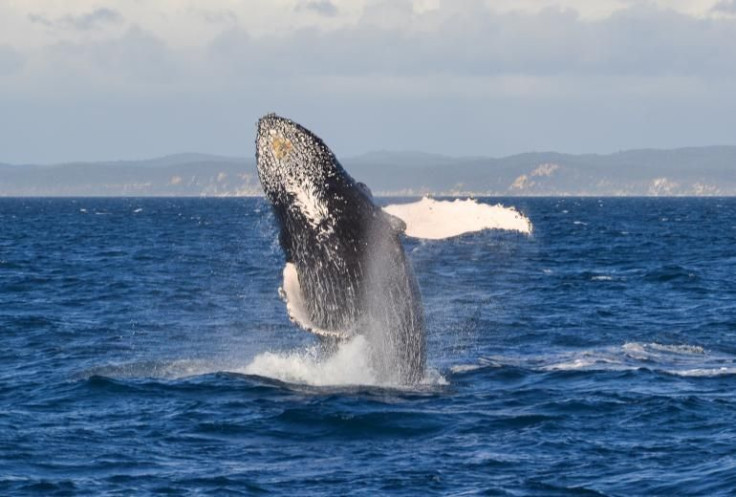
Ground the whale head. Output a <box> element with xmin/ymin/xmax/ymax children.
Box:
<box><xmin>255</xmin><ymin>113</ymin><xmax>373</xmax><ymax>234</ymax></box>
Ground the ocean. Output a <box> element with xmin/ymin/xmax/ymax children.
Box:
<box><xmin>1</xmin><ymin>197</ymin><xmax>735</xmax><ymax>496</ymax></box>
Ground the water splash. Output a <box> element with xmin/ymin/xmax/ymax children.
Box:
<box><xmin>241</xmin><ymin>336</ymin><xmax>379</xmax><ymax>386</ymax></box>
<box><xmin>241</xmin><ymin>336</ymin><xmax>445</xmax><ymax>388</ymax></box>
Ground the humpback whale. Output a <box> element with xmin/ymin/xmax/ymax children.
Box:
<box><xmin>255</xmin><ymin>114</ymin><xmax>425</xmax><ymax>384</ymax></box>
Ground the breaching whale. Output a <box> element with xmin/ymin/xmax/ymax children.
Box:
<box><xmin>255</xmin><ymin>114</ymin><xmax>426</xmax><ymax>384</ymax></box>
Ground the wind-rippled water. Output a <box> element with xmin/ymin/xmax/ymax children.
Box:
<box><xmin>1</xmin><ymin>197</ymin><xmax>735</xmax><ymax>496</ymax></box>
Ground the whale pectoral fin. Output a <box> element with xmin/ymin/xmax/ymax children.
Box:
<box><xmin>280</xmin><ymin>263</ymin><xmax>351</xmax><ymax>340</ymax></box>
<box><xmin>380</xmin><ymin>209</ymin><xmax>407</xmax><ymax>234</ymax></box>
<box><xmin>383</xmin><ymin>198</ymin><xmax>534</xmax><ymax>240</ymax></box>
<box><xmin>281</xmin><ymin>263</ymin><xmax>310</xmax><ymax>327</ymax></box>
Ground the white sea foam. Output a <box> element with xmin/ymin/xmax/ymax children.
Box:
<box><xmin>383</xmin><ymin>197</ymin><xmax>532</xmax><ymax>240</ymax></box>
<box><xmin>81</xmin><ymin>358</ymin><xmax>229</xmax><ymax>380</ymax></box>
<box><xmin>546</xmin><ymin>342</ymin><xmax>719</xmax><ymax>374</ymax></box>
<box><xmin>647</xmin><ymin>343</ymin><xmax>706</xmax><ymax>355</ymax></box>
<box><xmin>85</xmin><ymin>338</ymin><xmax>445</xmax><ymax>388</ymax></box>
<box><xmin>622</xmin><ymin>342</ymin><xmax>706</xmax><ymax>360</ymax></box>
<box><xmin>240</xmin><ymin>336</ymin><xmax>446</xmax><ymax>387</ymax></box>
<box><xmin>667</xmin><ymin>367</ymin><xmax>736</xmax><ymax>377</ymax></box>
<box><xmin>241</xmin><ymin>336</ymin><xmax>380</xmax><ymax>386</ymax></box>
<box><xmin>542</xmin><ymin>356</ymin><xmax>619</xmax><ymax>371</ymax></box>
<box><xmin>450</xmin><ymin>364</ymin><xmax>484</xmax><ymax>374</ymax></box>
<box><xmin>455</xmin><ymin>342</ymin><xmax>736</xmax><ymax>378</ymax></box>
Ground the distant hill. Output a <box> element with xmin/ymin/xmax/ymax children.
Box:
<box><xmin>350</xmin><ymin>147</ymin><xmax>736</xmax><ymax>196</ymax></box>
<box><xmin>0</xmin><ymin>154</ymin><xmax>259</xmax><ymax>197</ymax></box>
<box><xmin>1</xmin><ymin>147</ymin><xmax>735</xmax><ymax>196</ymax></box>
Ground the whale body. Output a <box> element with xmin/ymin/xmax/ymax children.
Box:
<box><xmin>255</xmin><ymin>114</ymin><xmax>425</xmax><ymax>384</ymax></box>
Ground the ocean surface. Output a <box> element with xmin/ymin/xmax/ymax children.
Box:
<box><xmin>1</xmin><ymin>197</ymin><xmax>735</xmax><ymax>496</ymax></box>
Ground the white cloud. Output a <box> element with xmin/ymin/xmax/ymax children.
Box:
<box><xmin>712</xmin><ymin>0</ymin><xmax>736</xmax><ymax>13</ymax></box>
<box><xmin>5</xmin><ymin>2</ymin><xmax>736</xmax><ymax>87</ymax></box>
<box><xmin>296</xmin><ymin>1</ymin><xmax>340</xmax><ymax>17</ymax></box>
<box><xmin>191</xmin><ymin>4</ymin><xmax>736</xmax><ymax>80</ymax></box>
<box><xmin>28</xmin><ymin>7</ymin><xmax>124</xmax><ymax>31</ymax></box>
<box><xmin>29</xmin><ymin>26</ymin><xmax>176</xmax><ymax>91</ymax></box>
<box><xmin>1</xmin><ymin>1</ymin><xmax>730</xmax><ymax>50</ymax></box>
<box><xmin>1</xmin><ymin>0</ymin><xmax>736</xmax><ymax>162</ymax></box>
<box><xmin>0</xmin><ymin>45</ymin><xmax>24</xmax><ymax>76</ymax></box>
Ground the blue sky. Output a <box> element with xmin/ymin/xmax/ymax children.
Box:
<box><xmin>1</xmin><ymin>0</ymin><xmax>736</xmax><ymax>163</ymax></box>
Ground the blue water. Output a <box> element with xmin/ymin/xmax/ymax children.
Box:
<box><xmin>2</xmin><ymin>197</ymin><xmax>736</xmax><ymax>496</ymax></box>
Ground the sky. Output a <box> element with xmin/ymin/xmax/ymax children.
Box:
<box><xmin>1</xmin><ymin>0</ymin><xmax>736</xmax><ymax>163</ymax></box>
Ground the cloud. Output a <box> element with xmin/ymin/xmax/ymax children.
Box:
<box><xmin>10</xmin><ymin>2</ymin><xmax>736</xmax><ymax>98</ymax></box>
<box><xmin>295</xmin><ymin>1</ymin><xmax>339</xmax><ymax>17</ymax></box>
<box><xmin>201</xmin><ymin>3</ymin><xmax>736</xmax><ymax>80</ymax></box>
<box><xmin>39</xmin><ymin>26</ymin><xmax>177</xmax><ymax>86</ymax></box>
<box><xmin>713</xmin><ymin>0</ymin><xmax>736</xmax><ymax>13</ymax></box>
<box><xmin>4</xmin><ymin>1</ymin><xmax>736</xmax><ymax>163</ymax></box>
<box><xmin>0</xmin><ymin>45</ymin><xmax>24</xmax><ymax>76</ymax></box>
<box><xmin>27</xmin><ymin>13</ymin><xmax>53</xmax><ymax>28</ymax></box>
<box><xmin>15</xmin><ymin>2</ymin><xmax>736</xmax><ymax>84</ymax></box>
<box><xmin>195</xmin><ymin>9</ymin><xmax>239</xmax><ymax>25</ymax></box>
<box><xmin>28</xmin><ymin>7</ymin><xmax>124</xmax><ymax>31</ymax></box>
<box><xmin>70</xmin><ymin>7</ymin><xmax>124</xmax><ymax>30</ymax></box>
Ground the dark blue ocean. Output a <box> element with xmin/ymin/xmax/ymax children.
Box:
<box><xmin>2</xmin><ymin>197</ymin><xmax>736</xmax><ymax>496</ymax></box>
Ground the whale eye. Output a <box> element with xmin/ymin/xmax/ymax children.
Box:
<box><xmin>271</xmin><ymin>136</ymin><xmax>293</xmax><ymax>160</ymax></box>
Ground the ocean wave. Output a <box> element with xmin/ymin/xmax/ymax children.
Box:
<box><xmin>666</xmin><ymin>367</ymin><xmax>736</xmax><ymax>377</ymax></box>
<box><xmin>78</xmin><ymin>358</ymin><xmax>237</xmax><ymax>381</ymax></box>
<box><xmin>453</xmin><ymin>342</ymin><xmax>736</xmax><ymax>378</ymax></box>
